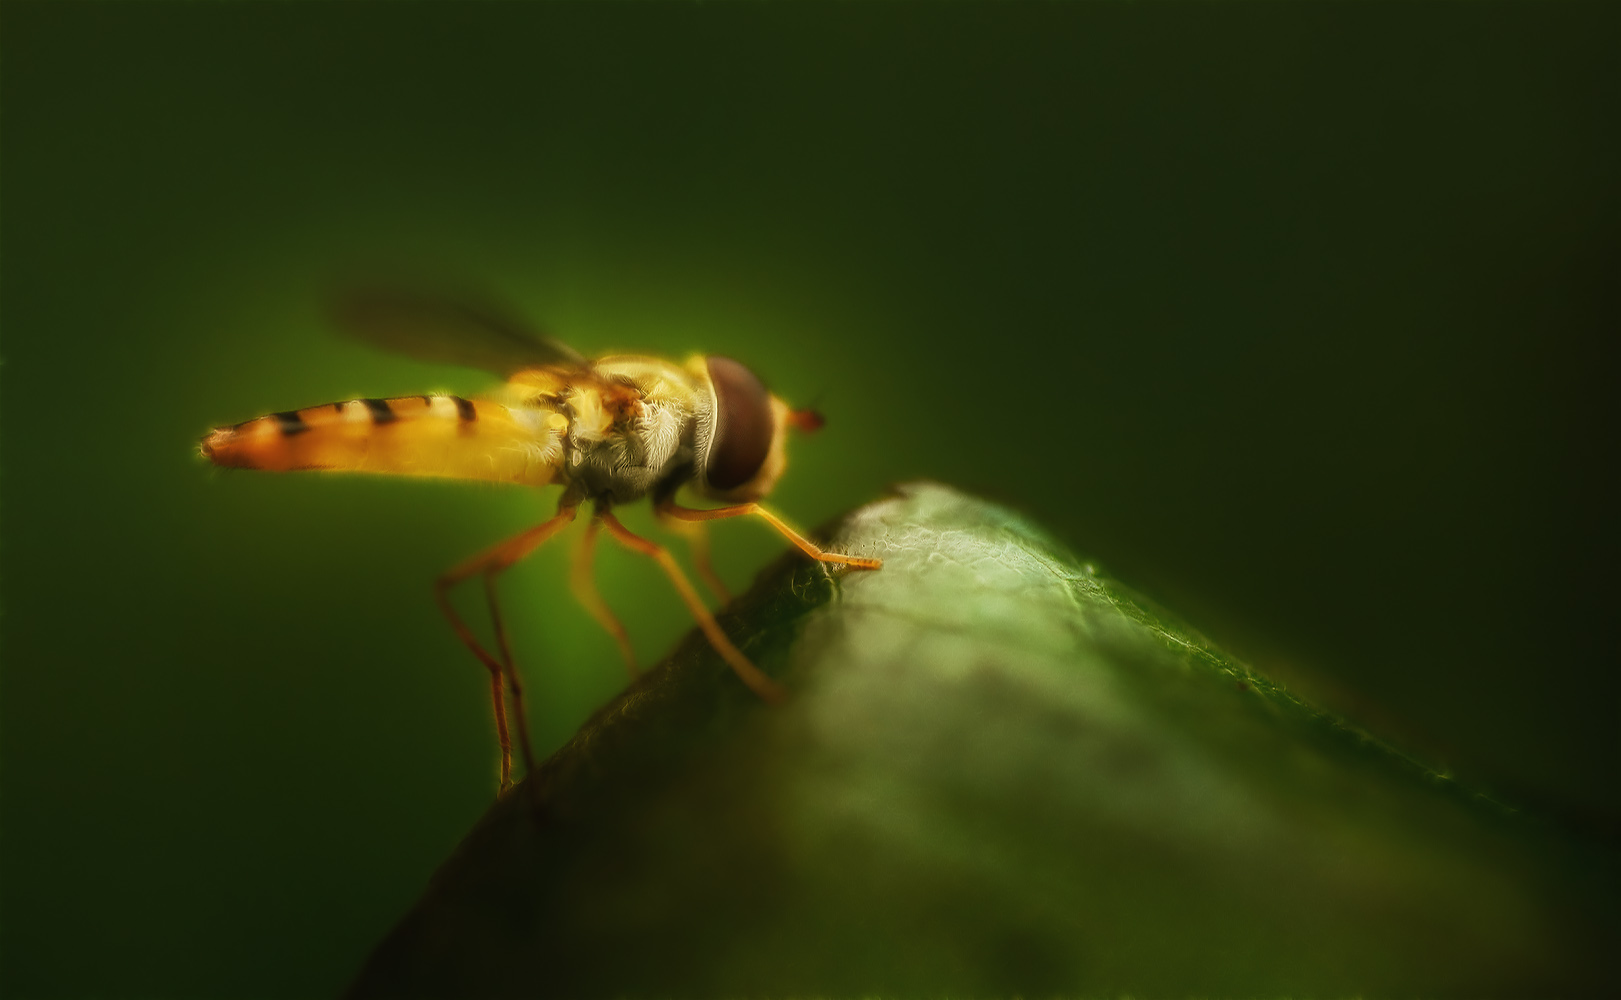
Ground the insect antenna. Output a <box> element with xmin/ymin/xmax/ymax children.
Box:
<box><xmin>787</xmin><ymin>388</ymin><xmax>828</xmax><ymax>432</ymax></box>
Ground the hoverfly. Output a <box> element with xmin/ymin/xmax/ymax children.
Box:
<box><xmin>200</xmin><ymin>289</ymin><xmax>881</xmax><ymax>791</ymax></box>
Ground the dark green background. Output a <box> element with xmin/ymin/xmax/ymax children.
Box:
<box><xmin>2</xmin><ymin>3</ymin><xmax>1614</xmax><ymax>997</ymax></box>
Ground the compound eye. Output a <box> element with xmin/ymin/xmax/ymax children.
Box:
<box><xmin>705</xmin><ymin>356</ymin><xmax>774</xmax><ymax>491</ymax></box>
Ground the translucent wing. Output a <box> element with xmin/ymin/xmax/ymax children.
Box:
<box><xmin>329</xmin><ymin>286</ymin><xmax>586</xmax><ymax>375</ymax></box>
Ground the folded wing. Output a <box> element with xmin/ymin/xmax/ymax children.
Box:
<box><xmin>329</xmin><ymin>286</ymin><xmax>585</xmax><ymax>375</ymax></box>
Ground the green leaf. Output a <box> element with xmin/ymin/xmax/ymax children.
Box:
<box><xmin>348</xmin><ymin>483</ymin><xmax>1613</xmax><ymax>998</ymax></box>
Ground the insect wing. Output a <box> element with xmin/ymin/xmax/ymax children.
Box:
<box><xmin>329</xmin><ymin>287</ymin><xmax>586</xmax><ymax>375</ymax></box>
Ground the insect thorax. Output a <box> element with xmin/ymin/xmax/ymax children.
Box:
<box><xmin>558</xmin><ymin>357</ymin><xmax>708</xmax><ymax>505</ymax></box>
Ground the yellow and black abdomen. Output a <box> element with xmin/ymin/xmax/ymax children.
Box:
<box><xmin>201</xmin><ymin>395</ymin><xmax>565</xmax><ymax>486</ymax></box>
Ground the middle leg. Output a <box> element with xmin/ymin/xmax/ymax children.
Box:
<box><xmin>597</xmin><ymin>508</ymin><xmax>786</xmax><ymax>704</ymax></box>
<box><xmin>656</xmin><ymin>511</ymin><xmax>732</xmax><ymax>604</ymax></box>
<box><xmin>570</xmin><ymin>516</ymin><xmax>639</xmax><ymax>679</ymax></box>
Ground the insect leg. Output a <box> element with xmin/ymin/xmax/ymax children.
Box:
<box><xmin>656</xmin><ymin>511</ymin><xmax>732</xmax><ymax>604</ymax></box>
<box><xmin>657</xmin><ymin>502</ymin><xmax>883</xmax><ymax>570</ymax></box>
<box><xmin>570</xmin><ymin>516</ymin><xmax>639</xmax><ymax>678</ymax></box>
<box><xmin>435</xmin><ymin>504</ymin><xmax>578</xmax><ymax>791</ymax></box>
<box><xmin>482</xmin><ymin>573</ymin><xmax>539</xmax><ymax>791</ymax></box>
<box><xmin>684</xmin><ymin>523</ymin><xmax>733</xmax><ymax>604</ymax></box>
<box><xmin>597</xmin><ymin>509</ymin><xmax>787</xmax><ymax>705</ymax></box>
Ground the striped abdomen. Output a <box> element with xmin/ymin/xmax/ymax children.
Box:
<box><xmin>201</xmin><ymin>395</ymin><xmax>565</xmax><ymax>486</ymax></box>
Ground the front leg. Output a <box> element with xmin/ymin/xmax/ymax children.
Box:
<box><xmin>657</xmin><ymin>501</ymin><xmax>883</xmax><ymax>570</ymax></box>
<box><xmin>655</xmin><ymin>510</ymin><xmax>732</xmax><ymax>604</ymax></box>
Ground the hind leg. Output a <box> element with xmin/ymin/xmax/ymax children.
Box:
<box><xmin>435</xmin><ymin>504</ymin><xmax>578</xmax><ymax>791</ymax></box>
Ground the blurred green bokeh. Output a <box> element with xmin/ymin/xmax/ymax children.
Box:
<box><xmin>2</xmin><ymin>3</ymin><xmax>1615</xmax><ymax>998</ymax></box>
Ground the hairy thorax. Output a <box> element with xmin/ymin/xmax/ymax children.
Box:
<box><xmin>559</xmin><ymin>358</ymin><xmax>704</xmax><ymax>504</ymax></box>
